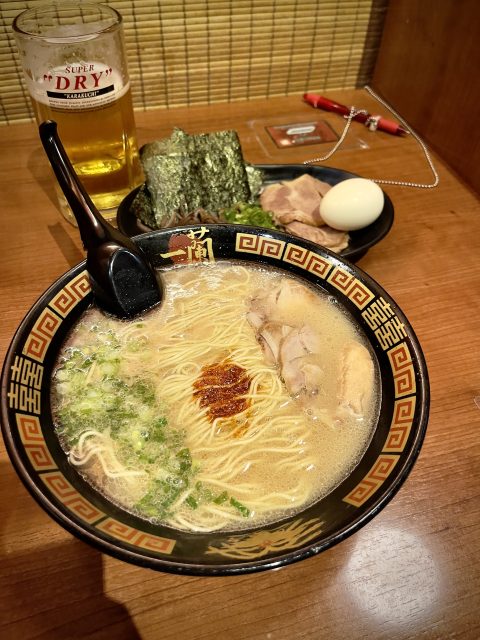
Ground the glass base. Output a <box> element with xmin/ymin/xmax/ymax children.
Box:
<box><xmin>56</xmin><ymin>187</ymin><xmax>121</xmax><ymax>226</ymax></box>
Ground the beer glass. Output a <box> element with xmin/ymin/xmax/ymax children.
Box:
<box><xmin>13</xmin><ymin>2</ymin><xmax>143</xmax><ymax>223</ymax></box>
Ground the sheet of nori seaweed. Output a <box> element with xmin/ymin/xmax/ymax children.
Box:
<box><xmin>135</xmin><ymin>128</ymin><xmax>264</xmax><ymax>229</ymax></box>
<box><xmin>245</xmin><ymin>164</ymin><xmax>264</xmax><ymax>199</ymax></box>
<box><xmin>192</xmin><ymin>130</ymin><xmax>251</xmax><ymax>212</ymax></box>
<box><xmin>130</xmin><ymin>184</ymin><xmax>156</xmax><ymax>227</ymax></box>
<box><xmin>140</xmin><ymin>129</ymin><xmax>197</xmax><ymax>227</ymax></box>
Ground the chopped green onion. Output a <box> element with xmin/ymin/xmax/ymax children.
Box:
<box><xmin>230</xmin><ymin>497</ymin><xmax>250</xmax><ymax>517</ymax></box>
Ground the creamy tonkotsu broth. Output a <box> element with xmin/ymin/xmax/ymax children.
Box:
<box><xmin>52</xmin><ymin>262</ymin><xmax>379</xmax><ymax>532</ymax></box>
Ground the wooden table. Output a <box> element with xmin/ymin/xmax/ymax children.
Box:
<box><xmin>1</xmin><ymin>90</ymin><xmax>479</xmax><ymax>639</ymax></box>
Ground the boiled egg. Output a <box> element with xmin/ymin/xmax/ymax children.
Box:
<box><xmin>320</xmin><ymin>178</ymin><xmax>384</xmax><ymax>231</ymax></box>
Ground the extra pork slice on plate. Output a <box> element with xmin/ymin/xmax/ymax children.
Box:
<box><xmin>285</xmin><ymin>221</ymin><xmax>349</xmax><ymax>252</ymax></box>
<box><xmin>260</xmin><ymin>174</ymin><xmax>326</xmax><ymax>226</ymax></box>
<box><xmin>260</xmin><ymin>173</ymin><xmax>349</xmax><ymax>251</ymax></box>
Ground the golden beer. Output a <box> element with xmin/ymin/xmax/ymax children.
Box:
<box><xmin>13</xmin><ymin>3</ymin><xmax>143</xmax><ymax>222</ymax></box>
<box><xmin>31</xmin><ymin>87</ymin><xmax>143</xmax><ymax>217</ymax></box>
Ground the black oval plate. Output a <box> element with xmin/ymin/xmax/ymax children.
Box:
<box><xmin>117</xmin><ymin>165</ymin><xmax>394</xmax><ymax>262</ymax></box>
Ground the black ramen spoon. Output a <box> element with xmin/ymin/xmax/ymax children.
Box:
<box><xmin>39</xmin><ymin>120</ymin><xmax>163</xmax><ymax>318</ymax></box>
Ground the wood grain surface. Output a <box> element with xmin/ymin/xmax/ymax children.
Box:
<box><xmin>372</xmin><ymin>0</ymin><xmax>480</xmax><ymax>193</ymax></box>
<box><xmin>1</xmin><ymin>91</ymin><xmax>479</xmax><ymax>639</ymax></box>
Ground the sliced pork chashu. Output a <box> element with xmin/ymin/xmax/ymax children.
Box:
<box><xmin>257</xmin><ymin>322</ymin><xmax>292</xmax><ymax>366</ymax></box>
<box><xmin>260</xmin><ymin>174</ymin><xmax>329</xmax><ymax>227</ymax></box>
<box><xmin>285</xmin><ymin>221</ymin><xmax>349</xmax><ymax>253</ymax></box>
<box><xmin>247</xmin><ymin>279</ymin><xmax>375</xmax><ymax>423</ymax></box>
<box><xmin>279</xmin><ymin>325</ymin><xmax>323</xmax><ymax>396</ymax></box>
<box><xmin>281</xmin><ymin>174</ymin><xmax>324</xmax><ymax>222</ymax></box>
<box><xmin>336</xmin><ymin>341</ymin><xmax>375</xmax><ymax>418</ymax></box>
<box><xmin>248</xmin><ymin>280</ymin><xmax>323</xmax><ymax>394</ymax></box>
<box><xmin>275</xmin><ymin>209</ymin><xmax>321</xmax><ymax>226</ymax></box>
<box><xmin>259</xmin><ymin>183</ymin><xmax>292</xmax><ymax>220</ymax></box>
<box><xmin>259</xmin><ymin>174</ymin><xmax>351</xmax><ymax>252</ymax></box>
<box><xmin>249</xmin><ymin>278</ymin><xmax>319</xmax><ymax>325</ymax></box>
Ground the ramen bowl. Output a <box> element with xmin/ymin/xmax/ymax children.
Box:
<box><xmin>0</xmin><ymin>225</ymin><xmax>429</xmax><ymax>575</ymax></box>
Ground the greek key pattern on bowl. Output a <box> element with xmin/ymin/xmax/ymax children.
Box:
<box><xmin>235</xmin><ymin>233</ymin><xmax>285</xmax><ymax>258</ymax></box>
<box><xmin>327</xmin><ymin>267</ymin><xmax>375</xmax><ymax>309</ymax></box>
<box><xmin>96</xmin><ymin>519</ymin><xmax>176</xmax><ymax>555</ymax></box>
<box><xmin>343</xmin><ymin>338</ymin><xmax>418</xmax><ymax>507</ymax></box>
<box><xmin>49</xmin><ymin>271</ymin><xmax>91</xmax><ymax>317</ymax></box>
<box><xmin>7</xmin><ymin>271</ymin><xmax>177</xmax><ymax>556</ymax></box>
<box><xmin>343</xmin><ymin>454</ymin><xmax>400</xmax><ymax>507</ymax></box>
<box><xmin>388</xmin><ymin>342</ymin><xmax>416</xmax><ymax>398</ymax></box>
<box><xmin>41</xmin><ymin>471</ymin><xmax>106</xmax><ymax>525</ymax></box>
<box><xmin>283</xmin><ymin>243</ymin><xmax>333</xmax><ymax>278</ymax></box>
<box><xmin>236</xmin><ymin>234</ymin><xmax>379</xmax><ymax>312</ymax></box>
<box><xmin>22</xmin><ymin>307</ymin><xmax>63</xmax><ymax>363</ymax></box>
<box><xmin>15</xmin><ymin>413</ymin><xmax>56</xmax><ymax>470</ymax></box>
<box><xmin>15</xmin><ymin>433</ymin><xmax>177</xmax><ymax>551</ymax></box>
<box><xmin>383</xmin><ymin>397</ymin><xmax>416</xmax><ymax>452</ymax></box>
<box><xmin>10</xmin><ymin>272</ymin><xmax>91</xmax><ymax>410</ymax></box>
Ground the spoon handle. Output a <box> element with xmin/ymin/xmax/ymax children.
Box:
<box><xmin>39</xmin><ymin>120</ymin><xmax>110</xmax><ymax>248</ymax></box>
<box><xmin>39</xmin><ymin>120</ymin><xmax>162</xmax><ymax>318</ymax></box>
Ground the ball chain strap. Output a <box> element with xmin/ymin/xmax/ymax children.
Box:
<box><xmin>303</xmin><ymin>85</ymin><xmax>440</xmax><ymax>189</ymax></box>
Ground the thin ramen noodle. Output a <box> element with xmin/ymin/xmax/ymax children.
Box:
<box><xmin>52</xmin><ymin>262</ymin><xmax>379</xmax><ymax>532</ymax></box>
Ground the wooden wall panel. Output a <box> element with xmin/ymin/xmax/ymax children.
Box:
<box><xmin>372</xmin><ymin>0</ymin><xmax>480</xmax><ymax>193</ymax></box>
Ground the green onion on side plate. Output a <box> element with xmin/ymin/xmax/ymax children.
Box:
<box><xmin>222</xmin><ymin>202</ymin><xmax>276</xmax><ymax>230</ymax></box>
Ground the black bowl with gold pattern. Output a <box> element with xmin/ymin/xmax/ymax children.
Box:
<box><xmin>0</xmin><ymin>224</ymin><xmax>429</xmax><ymax>575</ymax></box>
